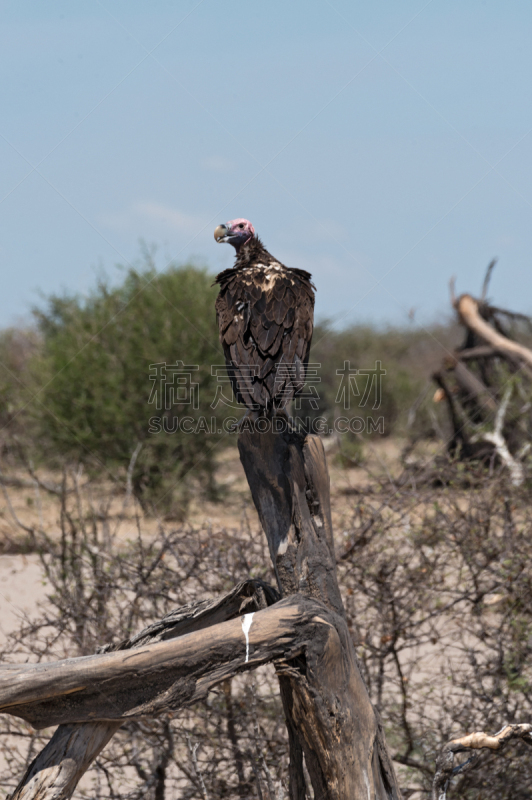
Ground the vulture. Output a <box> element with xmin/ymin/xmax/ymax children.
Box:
<box><xmin>214</xmin><ymin>218</ymin><xmax>315</xmax><ymax>415</ymax></box>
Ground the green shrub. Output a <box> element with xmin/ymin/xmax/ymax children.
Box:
<box><xmin>33</xmin><ymin>259</ymin><xmax>226</xmax><ymax>516</ymax></box>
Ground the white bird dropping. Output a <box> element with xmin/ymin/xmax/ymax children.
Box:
<box><xmin>241</xmin><ymin>612</ymin><xmax>255</xmax><ymax>663</ymax></box>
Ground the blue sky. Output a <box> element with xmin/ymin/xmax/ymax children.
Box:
<box><xmin>2</xmin><ymin>0</ymin><xmax>532</xmax><ymax>329</ymax></box>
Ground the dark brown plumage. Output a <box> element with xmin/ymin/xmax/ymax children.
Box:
<box><xmin>214</xmin><ymin>233</ymin><xmax>315</xmax><ymax>413</ymax></box>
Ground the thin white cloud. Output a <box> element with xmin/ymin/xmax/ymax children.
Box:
<box><xmin>99</xmin><ymin>202</ymin><xmax>207</xmax><ymax>235</ymax></box>
<box><xmin>135</xmin><ymin>202</ymin><xmax>206</xmax><ymax>232</ymax></box>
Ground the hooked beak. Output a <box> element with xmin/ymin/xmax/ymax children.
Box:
<box><xmin>214</xmin><ymin>223</ymin><xmax>229</xmax><ymax>243</ymax></box>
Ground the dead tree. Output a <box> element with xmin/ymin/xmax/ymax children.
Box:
<box><xmin>432</xmin><ymin>261</ymin><xmax>532</xmax><ymax>483</ymax></box>
<box><xmin>0</xmin><ymin>429</ymin><xmax>402</xmax><ymax>800</ymax></box>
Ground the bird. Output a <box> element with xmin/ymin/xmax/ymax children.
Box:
<box><xmin>214</xmin><ymin>218</ymin><xmax>315</xmax><ymax>415</ymax></box>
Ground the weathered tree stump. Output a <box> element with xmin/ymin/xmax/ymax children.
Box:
<box><xmin>238</xmin><ymin>428</ymin><xmax>401</xmax><ymax>799</ymax></box>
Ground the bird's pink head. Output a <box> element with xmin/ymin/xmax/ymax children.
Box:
<box><xmin>214</xmin><ymin>218</ymin><xmax>255</xmax><ymax>253</ymax></box>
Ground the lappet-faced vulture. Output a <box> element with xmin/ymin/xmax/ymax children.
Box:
<box><xmin>214</xmin><ymin>218</ymin><xmax>315</xmax><ymax>413</ymax></box>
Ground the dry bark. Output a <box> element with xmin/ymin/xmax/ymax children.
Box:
<box><xmin>5</xmin><ymin>592</ymin><xmax>397</xmax><ymax>799</ymax></box>
<box><xmin>9</xmin><ymin>722</ymin><xmax>122</xmax><ymax>800</ymax></box>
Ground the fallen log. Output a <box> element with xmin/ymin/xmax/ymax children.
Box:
<box><xmin>6</xmin><ymin>590</ymin><xmax>398</xmax><ymax>800</ymax></box>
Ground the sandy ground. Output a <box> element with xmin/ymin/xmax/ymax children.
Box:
<box><xmin>0</xmin><ymin>554</ymin><xmax>47</xmax><ymax>637</ymax></box>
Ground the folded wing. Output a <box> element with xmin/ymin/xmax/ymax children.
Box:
<box><xmin>215</xmin><ymin>265</ymin><xmax>315</xmax><ymax>411</ymax></box>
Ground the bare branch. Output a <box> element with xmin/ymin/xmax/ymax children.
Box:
<box><xmin>456</xmin><ymin>294</ymin><xmax>532</xmax><ymax>370</ymax></box>
<box><xmin>449</xmin><ymin>276</ymin><xmax>457</xmax><ymax>308</ymax></box>
<box><xmin>7</xmin><ymin>578</ymin><xmax>277</xmax><ymax>799</ymax></box>
<box><xmin>432</xmin><ymin>723</ymin><xmax>532</xmax><ymax>800</ymax></box>
<box><xmin>480</xmin><ymin>258</ymin><xmax>497</xmax><ymax>301</ymax></box>
<box><xmin>125</xmin><ymin>442</ymin><xmax>142</xmax><ymax>507</ymax></box>
<box><xmin>1</xmin><ymin>589</ymin><xmax>295</xmax><ymax>729</ymax></box>
<box><xmin>481</xmin><ymin>385</ymin><xmax>525</xmax><ymax>485</ymax></box>
<box><xmin>8</xmin><ymin>722</ymin><xmax>122</xmax><ymax>800</ymax></box>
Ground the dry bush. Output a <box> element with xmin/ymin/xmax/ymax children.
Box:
<box><xmin>1</xmin><ymin>459</ymin><xmax>532</xmax><ymax>798</ymax></box>
<box><xmin>339</xmin><ymin>465</ymin><xmax>532</xmax><ymax>798</ymax></box>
